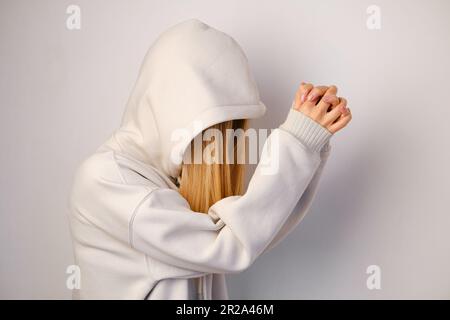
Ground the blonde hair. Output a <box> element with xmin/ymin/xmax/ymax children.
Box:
<box><xmin>179</xmin><ymin>119</ymin><xmax>248</xmax><ymax>213</ymax></box>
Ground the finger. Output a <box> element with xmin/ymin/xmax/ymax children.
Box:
<box><xmin>328</xmin><ymin>108</ymin><xmax>352</xmax><ymax>133</ymax></box>
<box><xmin>320</xmin><ymin>85</ymin><xmax>339</xmax><ymax>112</ymax></box>
<box><xmin>302</xmin><ymin>85</ymin><xmax>329</xmax><ymax>111</ymax></box>
<box><xmin>326</xmin><ymin>85</ymin><xmax>338</xmax><ymax>96</ymax></box>
<box><xmin>327</xmin><ymin>96</ymin><xmax>340</xmax><ymax>112</ymax></box>
<box><xmin>316</xmin><ymin>94</ymin><xmax>339</xmax><ymax>116</ymax></box>
<box><xmin>294</xmin><ymin>82</ymin><xmax>313</xmax><ymax>110</ymax></box>
<box><xmin>306</xmin><ymin>86</ymin><xmax>329</xmax><ymax>102</ymax></box>
<box><xmin>320</xmin><ymin>85</ymin><xmax>338</xmax><ymax>101</ymax></box>
<box><xmin>323</xmin><ymin>97</ymin><xmax>347</xmax><ymax>125</ymax></box>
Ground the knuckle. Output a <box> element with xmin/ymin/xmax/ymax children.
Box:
<box><xmin>298</xmin><ymin>84</ymin><xmax>311</xmax><ymax>96</ymax></box>
<box><xmin>316</xmin><ymin>86</ymin><xmax>327</xmax><ymax>93</ymax></box>
<box><xmin>300</xmin><ymin>83</ymin><xmax>312</xmax><ymax>90</ymax></box>
<box><xmin>310</xmin><ymin>87</ymin><xmax>319</xmax><ymax>94</ymax></box>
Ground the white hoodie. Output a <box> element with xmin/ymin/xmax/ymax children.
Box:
<box><xmin>68</xmin><ymin>18</ymin><xmax>333</xmax><ymax>300</ymax></box>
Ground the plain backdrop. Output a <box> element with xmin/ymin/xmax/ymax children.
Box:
<box><xmin>1</xmin><ymin>0</ymin><xmax>449</xmax><ymax>299</ymax></box>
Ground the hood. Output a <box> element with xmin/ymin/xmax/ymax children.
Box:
<box><xmin>104</xmin><ymin>18</ymin><xmax>267</xmax><ymax>179</ymax></box>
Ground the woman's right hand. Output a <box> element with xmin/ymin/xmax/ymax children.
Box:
<box><xmin>293</xmin><ymin>82</ymin><xmax>352</xmax><ymax>134</ymax></box>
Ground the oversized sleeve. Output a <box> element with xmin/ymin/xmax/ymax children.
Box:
<box><xmin>129</xmin><ymin>108</ymin><xmax>332</xmax><ymax>274</ymax></box>
<box><xmin>262</xmin><ymin>140</ymin><xmax>331</xmax><ymax>254</ymax></box>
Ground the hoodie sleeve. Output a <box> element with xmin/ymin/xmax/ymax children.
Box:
<box><xmin>127</xmin><ymin>108</ymin><xmax>332</xmax><ymax>274</ymax></box>
<box><xmin>71</xmin><ymin>109</ymin><xmax>332</xmax><ymax>276</ymax></box>
<box><xmin>262</xmin><ymin>140</ymin><xmax>331</xmax><ymax>254</ymax></box>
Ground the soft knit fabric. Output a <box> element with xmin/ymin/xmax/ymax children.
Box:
<box><xmin>68</xmin><ymin>18</ymin><xmax>332</xmax><ymax>300</ymax></box>
<box><xmin>280</xmin><ymin>103</ymin><xmax>332</xmax><ymax>153</ymax></box>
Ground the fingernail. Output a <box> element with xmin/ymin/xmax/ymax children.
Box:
<box><xmin>300</xmin><ymin>93</ymin><xmax>306</xmax><ymax>103</ymax></box>
<box><xmin>308</xmin><ymin>93</ymin><xmax>316</xmax><ymax>101</ymax></box>
<box><xmin>340</xmin><ymin>105</ymin><xmax>347</xmax><ymax>113</ymax></box>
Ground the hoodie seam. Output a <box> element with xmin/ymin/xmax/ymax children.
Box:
<box><xmin>128</xmin><ymin>188</ymin><xmax>163</xmax><ymax>281</ymax></box>
<box><xmin>128</xmin><ymin>188</ymin><xmax>158</xmax><ymax>248</ymax></box>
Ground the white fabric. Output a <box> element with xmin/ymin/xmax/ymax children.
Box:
<box><xmin>68</xmin><ymin>18</ymin><xmax>332</xmax><ymax>300</ymax></box>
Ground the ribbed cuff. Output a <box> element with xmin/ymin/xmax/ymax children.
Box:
<box><xmin>280</xmin><ymin>108</ymin><xmax>332</xmax><ymax>153</ymax></box>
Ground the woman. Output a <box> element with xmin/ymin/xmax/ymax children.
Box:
<box><xmin>68</xmin><ymin>18</ymin><xmax>351</xmax><ymax>299</ymax></box>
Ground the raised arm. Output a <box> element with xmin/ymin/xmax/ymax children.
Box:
<box><xmin>129</xmin><ymin>125</ymin><xmax>325</xmax><ymax>274</ymax></box>
<box><xmin>262</xmin><ymin>83</ymin><xmax>352</xmax><ymax>253</ymax></box>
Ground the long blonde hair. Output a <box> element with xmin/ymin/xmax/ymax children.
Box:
<box><xmin>179</xmin><ymin>119</ymin><xmax>248</xmax><ymax>213</ymax></box>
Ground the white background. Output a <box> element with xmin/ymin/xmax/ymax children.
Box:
<box><xmin>1</xmin><ymin>0</ymin><xmax>449</xmax><ymax>299</ymax></box>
